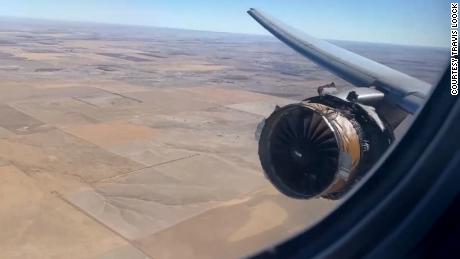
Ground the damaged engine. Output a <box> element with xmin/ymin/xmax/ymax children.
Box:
<box><xmin>257</xmin><ymin>84</ymin><xmax>394</xmax><ymax>199</ymax></box>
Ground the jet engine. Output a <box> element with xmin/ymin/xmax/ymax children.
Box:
<box><xmin>258</xmin><ymin>89</ymin><xmax>394</xmax><ymax>199</ymax></box>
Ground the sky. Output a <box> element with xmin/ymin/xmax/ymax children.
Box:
<box><xmin>0</xmin><ymin>0</ymin><xmax>452</xmax><ymax>47</ymax></box>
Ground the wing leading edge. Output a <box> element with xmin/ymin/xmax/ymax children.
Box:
<box><xmin>247</xmin><ymin>8</ymin><xmax>430</xmax><ymax>114</ymax></box>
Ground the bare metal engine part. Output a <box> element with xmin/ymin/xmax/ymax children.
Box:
<box><xmin>258</xmin><ymin>96</ymin><xmax>393</xmax><ymax>199</ymax></box>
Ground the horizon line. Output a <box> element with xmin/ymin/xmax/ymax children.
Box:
<box><xmin>0</xmin><ymin>15</ymin><xmax>449</xmax><ymax>49</ymax></box>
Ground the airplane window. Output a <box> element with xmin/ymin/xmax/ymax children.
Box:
<box><xmin>0</xmin><ymin>1</ymin><xmax>451</xmax><ymax>259</ymax></box>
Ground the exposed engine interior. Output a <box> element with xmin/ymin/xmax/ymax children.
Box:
<box><xmin>258</xmin><ymin>86</ymin><xmax>394</xmax><ymax>199</ymax></box>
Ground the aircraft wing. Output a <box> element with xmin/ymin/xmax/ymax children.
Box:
<box><xmin>247</xmin><ymin>8</ymin><xmax>431</xmax><ymax>114</ymax></box>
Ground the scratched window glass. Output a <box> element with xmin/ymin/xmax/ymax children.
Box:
<box><xmin>0</xmin><ymin>1</ymin><xmax>450</xmax><ymax>259</ymax></box>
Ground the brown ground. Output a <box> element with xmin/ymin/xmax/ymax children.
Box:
<box><xmin>0</xmin><ymin>20</ymin><xmax>338</xmax><ymax>259</ymax></box>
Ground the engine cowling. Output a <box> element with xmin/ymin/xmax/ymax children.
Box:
<box><xmin>258</xmin><ymin>95</ymin><xmax>393</xmax><ymax>199</ymax></box>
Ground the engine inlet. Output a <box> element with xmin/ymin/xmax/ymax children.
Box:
<box><xmin>258</xmin><ymin>102</ymin><xmax>363</xmax><ymax>199</ymax></box>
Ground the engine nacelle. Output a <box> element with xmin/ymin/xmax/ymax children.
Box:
<box><xmin>258</xmin><ymin>94</ymin><xmax>393</xmax><ymax>199</ymax></box>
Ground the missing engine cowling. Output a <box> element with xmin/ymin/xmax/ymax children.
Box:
<box><xmin>258</xmin><ymin>95</ymin><xmax>393</xmax><ymax>199</ymax></box>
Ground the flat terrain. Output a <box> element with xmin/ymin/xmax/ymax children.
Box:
<box><xmin>0</xmin><ymin>18</ymin><xmax>449</xmax><ymax>259</ymax></box>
